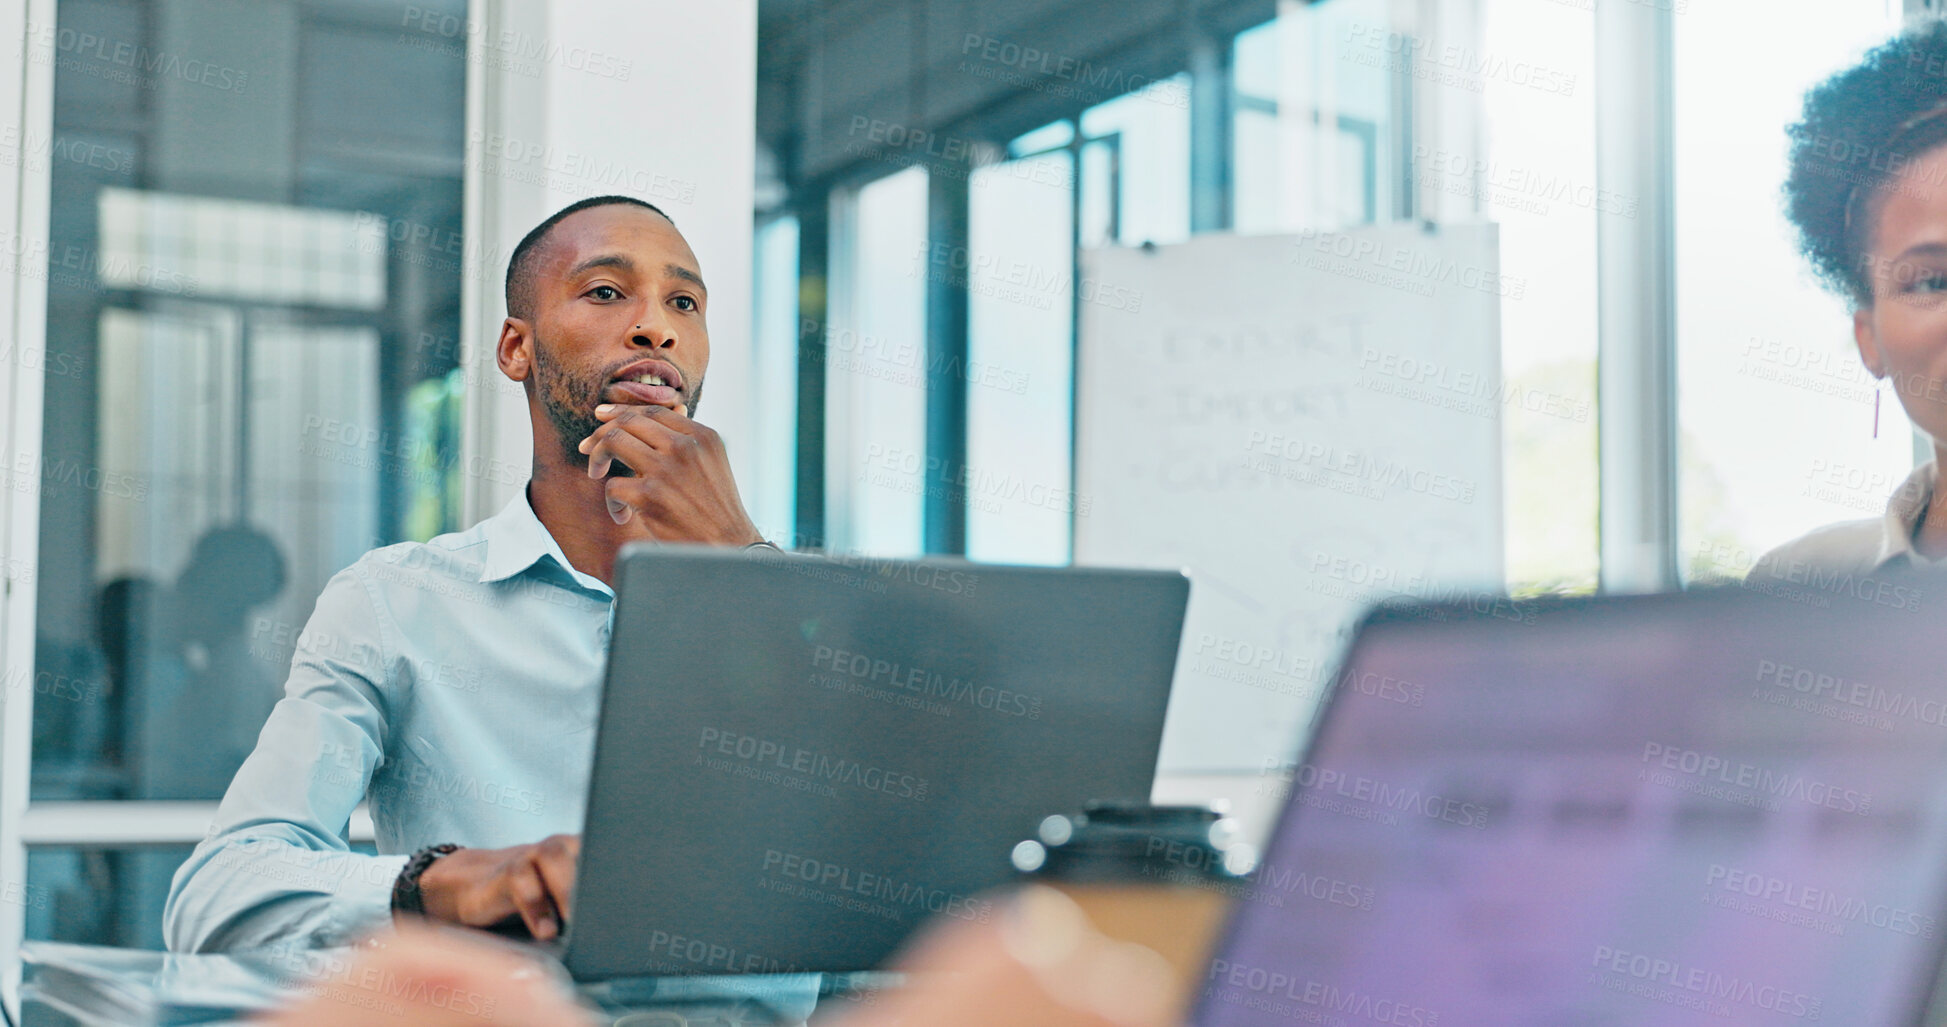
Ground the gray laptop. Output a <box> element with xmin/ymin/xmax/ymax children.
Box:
<box><xmin>1195</xmin><ymin>580</ymin><xmax>1947</xmax><ymax>1026</ymax></box>
<box><xmin>563</xmin><ymin>545</ymin><xmax>1190</xmax><ymax>982</ymax></box>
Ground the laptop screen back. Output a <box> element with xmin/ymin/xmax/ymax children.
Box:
<box><xmin>1195</xmin><ymin>588</ymin><xmax>1947</xmax><ymax>1027</ymax></box>
<box><xmin>569</xmin><ymin>549</ymin><xmax>1189</xmax><ymax>980</ymax></box>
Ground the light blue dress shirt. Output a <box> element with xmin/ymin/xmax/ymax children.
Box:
<box><xmin>163</xmin><ymin>491</ymin><xmax>615</xmax><ymax>953</ymax></box>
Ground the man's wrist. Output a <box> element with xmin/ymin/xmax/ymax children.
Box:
<box><xmin>392</xmin><ymin>843</ymin><xmax>461</xmax><ymax>919</ymax></box>
<box><xmin>732</xmin><ymin>518</ymin><xmax>768</xmax><ymax>548</ymax></box>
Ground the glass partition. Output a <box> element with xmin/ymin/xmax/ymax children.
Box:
<box><xmin>26</xmin><ymin>0</ymin><xmax>467</xmax><ymax>948</ymax></box>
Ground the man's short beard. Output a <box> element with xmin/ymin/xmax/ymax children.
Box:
<box><xmin>533</xmin><ymin>337</ymin><xmax>604</xmax><ymax>468</ymax></box>
<box><xmin>530</xmin><ymin>333</ymin><xmax>703</xmax><ymax>468</ymax></box>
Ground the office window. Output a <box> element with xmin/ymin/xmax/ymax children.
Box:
<box><xmin>26</xmin><ymin>0</ymin><xmax>467</xmax><ymax>948</ymax></box>
<box><xmin>20</xmin><ymin>847</ymin><xmax>190</xmax><ymax>952</ymax></box>
<box><xmin>23</xmin><ymin>840</ymin><xmax>378</xmax><ymax>952</ymax></box>
<box><xmin>967</xmin><ymin>134</ymin><xmax>1076</xmax><ymax>565</ymax></box>
<box><xmin>825</xmin><ymin>166</ymin><xmax>929</xmax><ymax>556</ymax></box>
<box><xmin>1227</xmin><ymin>0</ymin><xmax>1598</xmax><ymax>592</ymax></box>
<box><xmin>1675</xmin><ymin>0</ymin><xmax>1909</xmax><ymax>583</ymax></box>
<box><xmin>95</xmin><ymin>189</ymin><xmax>388</xmax><ymax>308</ymax></box>
<box><xmin>1229</xmin><ymin>0</ymin><xmax>1400</xmax><ymax>234</ymax></box>
<box><xmin>1479</xmin><ymin>0</ymin><xmax>1599</xmax><ymax>593</ymax></box>
<box><xmin>750</xmin><ymin>215</ymin><xmax>801</xmax><ymax>543</ymax></box>
<box><xmin>1079</xmin><ymin>74</ymin><xmax>1192</xmax><ymax>247</ymax></box>
<box><xmin>1077</xmin><ymin>135</ymin><xmax>1116</xmax><ymax>250</ymax></box>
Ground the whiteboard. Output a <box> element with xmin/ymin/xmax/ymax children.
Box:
<box><xmin>1076</xmin><ymin>224</ymin><xmax>1506</xmax><ymax>772</ymax></box>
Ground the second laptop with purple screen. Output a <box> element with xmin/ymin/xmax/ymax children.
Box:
<box><xmin>1197</xmin><ymin>582</ymin><xmax>1947</xmax><ymax>1026</ymax></box>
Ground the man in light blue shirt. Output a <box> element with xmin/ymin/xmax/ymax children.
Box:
<box><xmin>164</xmin><ymin>195</ymin><xmax>769</xmax><ymax>952</ymax></box>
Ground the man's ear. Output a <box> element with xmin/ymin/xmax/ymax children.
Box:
<box><xmin>1854</xmin><ymin>307</ymin><xmax>1885</xmax><ymax>379</ymax></box>
<box><xmin>498</xmin><ymin>317</ymin><xmax>533</xmax><ymax>383</ymax></box>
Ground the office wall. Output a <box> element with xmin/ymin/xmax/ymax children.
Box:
<box><xmin>461</xmin><ymin>0</ymin><xmax>759</xmax><ymax>522</ymax></box>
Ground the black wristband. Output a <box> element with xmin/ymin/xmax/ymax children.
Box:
<box><xmin>391</xmin><ymin>843</ymin><xmax>461</xmax><ymax>918</ymax></box>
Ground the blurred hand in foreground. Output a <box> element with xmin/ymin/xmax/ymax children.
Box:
<box><xmin>257</xmin><ymin>923</ymin><xmax>595</xmax><ymax>1027</ymax></box>
<box><xmin>817</xmin><ymin>884</ymin><xmax>1181</xmax><ymax>1027</ymax></box>
<box><xmin>259</xmin><ymin>885</ymin><xmax>1177</xmax><ymax>1027</ymax></box>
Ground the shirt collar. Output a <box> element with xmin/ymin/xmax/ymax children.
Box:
<box><xmin>474</xmin><ymin>488</ymin><xmax>614</xmax><ymax>598</ymax></box>
<box><xmin>1876</xmin><ymin>460</ymin><xmax>1939</xmax><ymax>570</ymax></box>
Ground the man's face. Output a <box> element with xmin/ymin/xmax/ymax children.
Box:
<box><xmin>518</xmin><ymin>204</ymin><xmax>710</xmax><ymax>465</ymax></box>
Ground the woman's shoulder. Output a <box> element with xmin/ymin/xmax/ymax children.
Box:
<box><xmin>1748</xmin><ymin>518</ymin><xmax>1887</xmax><ymax>583</ymax></box>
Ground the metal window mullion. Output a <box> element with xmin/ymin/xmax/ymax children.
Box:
<box><xmin>1188</xmin><ymin>15</ymin><xmax>1233</xmax><ymax>234</ymax></box>
<box><xmin>922</xmin><ymin>169</ymin><xmax>970</xmax><ymax>555</ymax></box>
<box><xmin>1594</xmin><ymin>0</ymin><xmax>1679</xmax><ymax>593</ymax></box>
<box><xmin>1391</xmin><ymin>33</ymin><xmax>1416</xmax><ymax>221</ymax></box>
<box><xmin>1067</xmin><ymin>122</ymin><xmax>1084</xmax><ymax>563</ymax></box>
<box><xmin>793</xmin><ymin>197</ymin><xmax>831</xmax><ymax>551</ymax></box>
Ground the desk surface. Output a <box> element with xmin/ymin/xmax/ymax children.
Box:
<box><xmin>18</xmin><ymin>941</ymin><xmax>842</xmax><ymax>1026</ymax></box>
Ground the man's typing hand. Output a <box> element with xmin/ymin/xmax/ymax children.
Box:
<box><xmin>415</xmin><ymin>834</ymin><xmax>581</xmax><ymax>941</ymax></box>
<box><xmin>578</xmin><ymin>403</ymin><xmax>763</xmax><ymax>545</ymax></box>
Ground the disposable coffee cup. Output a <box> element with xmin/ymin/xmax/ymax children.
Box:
<box><xmin>1009</xmin><ymin>801</ymin><xmax>1255</xmax><ymax>1018</ymax></box>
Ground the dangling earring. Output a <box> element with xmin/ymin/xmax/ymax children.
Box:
<box><xmin>1874</xmin><ymin>373</ymin><xmax>1885</xmax><ymax>439</ymax></box>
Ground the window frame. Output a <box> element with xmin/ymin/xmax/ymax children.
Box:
<box><xmin>1</xmin><ymin>0</ymin><xmax>58</xmax><ymax>1003</ymax></box>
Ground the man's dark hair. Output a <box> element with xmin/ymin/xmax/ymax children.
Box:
<box><xmin>1787</xmin><ymin>19</ymin><xmax>1947</xmax><ymax>308</ymax></box>
<box><xmin>504</xmin><ymin>195</ymin><xmax>672</xmax><ymax>320</ymax></box>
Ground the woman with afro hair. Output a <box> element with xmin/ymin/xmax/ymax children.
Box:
<box><xmin>1756</xmin><ymin>19</ymin><xmax>1947</xmax><ymax>578</ymax></box>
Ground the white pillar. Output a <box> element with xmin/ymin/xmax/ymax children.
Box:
<box><xmin>460</xmin><ymin>0</ymin><xmax>758</xmax><ymax>524</ymax></box>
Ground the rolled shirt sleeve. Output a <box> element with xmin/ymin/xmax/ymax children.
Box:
<box><xmin>164</xmin><ymin>564</ymin><xmax>410</xmax><ymax>953</ymax></box>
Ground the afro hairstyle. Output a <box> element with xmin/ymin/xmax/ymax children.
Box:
<box><xmin>1786</xmin><ymin>19</ymin><xmax>1947</xmax><ymax>308</ymax></box>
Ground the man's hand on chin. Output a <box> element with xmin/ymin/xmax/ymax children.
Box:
<box><xmin>578</xmin><ymin>403</ymin><xmax>764</xmax><ymax>546</ymax></box>
<box><xmin>415</xmin><ymin>834</ymin><xmax>581</xmax><ymax>941</ymax></box>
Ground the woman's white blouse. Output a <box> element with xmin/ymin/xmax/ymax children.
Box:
<box><xmin>1751</xmin><ymin>461</ymin><xmax>1939</xmax><ymax>582</ymax></box>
